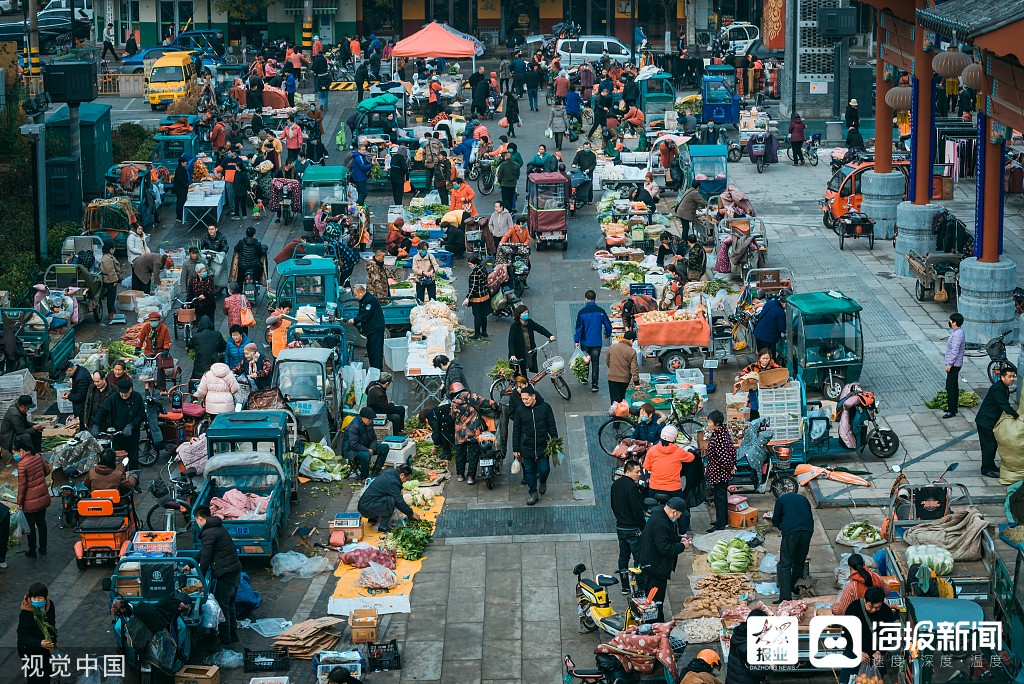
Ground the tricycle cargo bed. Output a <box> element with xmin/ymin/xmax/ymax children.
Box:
<box><xmin>884</xmin><ymin>537</ymin><xmax>995</xmax><ymax>601</ymax></box>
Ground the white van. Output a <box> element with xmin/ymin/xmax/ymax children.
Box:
<box><xmin>719</xmin><ymin>22</ymin><xmax>759</xmax><ymax>56</ymax></box>
<box><xmin>40</xmin><ymin>0</ymin><xmax>93</xmax><ymax>22</ymax></box>
<box><xmin>556</xmin><ymin>36</ymin><xmax>632</xmax><ymax>66</ymax></box>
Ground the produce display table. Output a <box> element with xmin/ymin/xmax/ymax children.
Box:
<box><xmin>636</xmin><ymin>317</ymin><xmax>711</xmax><ymax>347</ymax></box>
<box><xmin>405</xmin><ymin>366</ymin><xmax>445</xmax><ymax>414</ymax></box>
<box><xmin>183</xmin><ymin>193</ymin><xmax>225</xmax><ymax>232</ymax></box>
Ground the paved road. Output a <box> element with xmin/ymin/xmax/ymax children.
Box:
<box><xmin>2</xmin><ymin>72</ymin><xmax>1020</xmax><ymax>684</ymax></box>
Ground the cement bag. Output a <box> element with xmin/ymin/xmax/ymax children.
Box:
<box><xmin>994</xmin><ymin>393</ymin><xmax>1024</xmax><ymax>485</ymax></box>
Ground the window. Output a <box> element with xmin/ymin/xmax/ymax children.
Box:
<box><xmin>828</xmin><ymin>166</ymin><xmax>852</xmax><ymax>193</ymax></box>
<box><xmin>210</xmin><ymin>440</ymin><xmax>280</xmax><ymax>457</ymax></box>
<box><xmin>561</xmin><ymin>40</ymin><xmax>580</xmax><ymax>53</ymax></box>
<box><xmin>801</xmin><ymin>313</ymin><xmax>862</xmax><ymax>364</ymax></box>
<box><xmin>293</xmin><ymin>275</ymin><xmax>326</xmax><ymax>303</ymax></box>
<box><xmin>584</xmin><ymin>41</ymin><xmax>604</xmax><ymax>54</ymax></box>
<box><xmin>608</xmin><ymin>42</ymin><xmax>628</xmax><ymax>55</ymax></box>
<box><xmin>150</xmin><ymin>65</ymin><xmax>185</xmax><ymax>82</ymax></box>
<box><xmin>276</xmin><ymin>361</ymin><xmax>325</xmax><ymax>400</ymax></box>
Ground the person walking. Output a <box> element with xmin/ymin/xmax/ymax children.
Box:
<box><xmin>499</xmin><ymin>57</ymin><xmax>512</xmax><ymax>94</ymax></box>
<box><xmin>787</xmin><ymin>114</ymin><xmax>806</xmax><ymax>165</ymax></box>
<box><xmin>611</xmin><ymin>459</ymin><xmax>645</xmax><ymax>592</ymax></box>
<box><xmin>508</xmin><ymin>306</ymin><xmax>555</xmax><ymax>374</ymax></box>
<box><xmin>504</xmin><ymin>90</ymin><xmax>520</xmax><ymax>138</ymax></box>
<box><xmin>350</xmin><ymin>144</ymin><xmax>373</xmax><ymax>205</ymax></box>
<box><xmin>770</xmin><ymin>491</ymin><xmax>814</xmax><ymax>602</ymax></box>
<box><xmin>548</xmin><ymin>101</ymin><xmax>569</xmax><ymax>151</ymax></box>
<box><xmin>976</xmin><ymin>365</ymin><xmax>1020</xmax><ymax>478</ymax></box>
<box><xmin>704</xmin><ymin>410</ymin><xmax>736</xmax><ymax>532</ymax></box>
<box><xmin>18</xmin><ymin>582</ymin><xmax>57</xmax><ymax>684</ymax></box>
<box><xmin>513</xmin><ymin>386</ymin><xmax>557</xmax><ymax>504</ymax></box>
<box><xmin>674</xmin><ymin>180</ymin><xmax>707</xmax><ymax>241</ymax></box>
<box><xmin>173</xmin><ymin>156</ymin><xmax>189</xmax><ymax>224</ymax></box>
<box><xmin>388</xmin><ymin>143</ymin><xmax>408</xmax><ymax>206</ymax></box>
<box><xmin>574</xmin><ymin>289</ymin><xmax>612</xmax><ymax>392</ymax></box>
<box><xmin>102</xmin><ymin>23</ymin><xmax>120</xmax><ymax>61</ymax></box>
<box><xmin>15</xmin><ymin>434</ymin><xmax>50</xmax><ymax>558</ymax></box>
<box><xmin>638</xmin><ymin>497</ymin><xmax>692</xmax><ymax>622</ymax></box>
<box><xmin>525</xmin><ymin>64</ymin><xmax>542</xmax><ymax>112</ymax></box>
<box><xmin>358</xmin><ymin>463</ymin><xmax>421</xmax><ymax>533</ymax></box>
<box><xmin>844</xmin><ymin>99</ymin><xmax>859</xmax><ymax>131</ymax></box>
<box><xmin>943</xmin><ymin>313</ymin><xmax>965</xmax><ymax>418</ymax></box>
<box><xmin>496</xmin><ymin>153</ymin><xmax>521</xmax><ymax>212</ymax></box>
<box><xmin>465</xmin><ymin>255</ymin><xmax>491</xmax><ymax>340</ymax></box>
<box><xmin>606</xmin><ymin>331</ymin><xmax>640</xmax><ymax>402</ymax></box>
<box><xmin>349</xmin><ymin>285</ymin><xmax>386</xmax><ymax>370</ymax></box>
<box><xmin>194</xmin><ymin>506</ymin><xmax>242</xmax><ymax>644</ymax></box>
<box><xmin>194</xmin><ymin>363</ymin><xmax>240</xmax><ymax>416</ymax></box>
<box><xmin>489</xmin><ymin>200</ymin><xmax>514</xmax><ymax>243</ymax></box>
<box><xmin>450</xmin><ymin>383</ymin><xmax>499</xmax><ymax>485</ymax></box>
<box><xmin>99</xmin><ymin>241</ymin><xmax>122</xmax><ymax>324</ymax></box>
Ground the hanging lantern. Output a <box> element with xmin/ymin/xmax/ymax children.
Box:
<box><xmin>932</xmin><ymin>45</ymin><xmax>972</xmax><ymax>78</ymax></box>
<box><xmin>961</xmin><ymin>62</ymin><xmax>985</xmax><ymax>91</ymax></box>
<box><xmin>885</xmin><ymin>85</ymin><xmax>913</xmax><ymax>111</ymax></box>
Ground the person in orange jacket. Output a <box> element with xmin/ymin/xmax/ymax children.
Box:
<box><xmin>449</xmin><ymin>177</ymin><xmax>478</xmax><ymax>216</ymax></box>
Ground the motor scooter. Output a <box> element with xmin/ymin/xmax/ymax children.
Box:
<box><xmin>573</xmin><ymin>563</ymin><xmax>659</xmax><ymax>637</ymax></box>
<box><xmin>476</xmin><ymin>430</ymin><xmax>502</xmax><ymax>490</ymax></box>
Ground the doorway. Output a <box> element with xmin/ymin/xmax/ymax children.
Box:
<box><xmin>569</xmin><ymin>0</ymin><xmax>611</xmax><ymax>36</ymax></box>
<box><xmin>428</xmin><ymin>0</ymin><xmax>473</xmax><ymax>34</ymax></box>
<box><xmin>159</xmin><ymin>0</ymin><xmax>193</xmax><ymax>41</ymax></box>
<box><xmin>318</xmin><ymin>14</ymin><xmax>333</xmax><ymax>44</ymax></box>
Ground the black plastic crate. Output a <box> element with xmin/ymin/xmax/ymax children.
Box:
<box><xmin>244</xmin><ymin>647</ymin><xmax>289</xmax><ymax>672</ymax></box>
<box><xmin>364</xmin><ymin>639</ymin><xmax>402</xmax><ymax>671</ymax></box>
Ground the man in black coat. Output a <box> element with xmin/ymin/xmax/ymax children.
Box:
<box><xmin>770</xmin><ymin>492</ymin><xmax>814</xmax><ymax>602</ymax></box>
<box><xmin>638</xmin><ymin>496</ymin><xmax>691</xmax><ymax>622</ymax></box>
<box><xmin>365</xmin><ymin>372</ymin><xmax>406</xmax><ymax>434</ymax></box>
<box><xmin>0</xmin><ymin>395</ymin><xmax>42</xmax><ymax>455</ymax></box>
<box><xmin>610</xmin><ymin>459</ymin><xmax>645</xmax><ymax>592</ymax></box>
<box><xmin>61</xmin><ymin>359</ymin><xmax>92</xmax><ymax>427</ymax></box>
<box><xmin>233</xmin><ymin>226</ymin><xmax>267</xmax><ymax>290</ymax></box>
<box><xmin>91</xmin><ymin>378</ymin><xmax>146</xmax><ymax>469</ymax></box>
<box><xmin>194</xmin><ymin>506</ymin><xmax>242</xmax><ymax>644</ymax></box>
<box><xmin>354</xmin><ymin>62</ymin><xmax>370</xmax><ymax>102</ymax></box>
<box><xmin>349</xmin><ymin>285</ymin><xmax>386</xmax><ymax>370</ymax></box>
<box><xmin>976</xmin><ymin>366</ymin><xmax>1020</xmax><ymax>478</ymax></box>
<box><xmin>173</xmin><ymin>156</ymin><xmax>190</xmax><ymax>225</ymax></box>
<box><xmin>357</xmin><ymin>463</ymin><xmax>420</xmax><ymax>532</ymax></box>
<box><xmin>471</xmin><ymin>79</ymin><xmax>490</xmax><ymax>119</ymax></box>
<box><xmin>345</xmin><ymin>407</ymin><xmax>390</xmax><ymax>480</ymax></box>
<box><xmin>512</xmin><ymin>387</ymin><xmax>557</xmax><ymax>505</ymax></box>
<box><xmin>726</xmin><ymin>608</ymin><xmax>768</xmax><ymax>684</ymax></box>
<box><xmin>187</xmin><ymin>316</ymin><xmax>227</xmax><ymax>378</ymax></box>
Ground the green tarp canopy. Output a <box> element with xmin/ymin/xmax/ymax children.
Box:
<box><xmin>356</xmin><ymin>94</ymin><xmax>400</xmax><ymax>113</ymax></box>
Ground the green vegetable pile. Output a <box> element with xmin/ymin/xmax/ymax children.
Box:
<box><xmin>40</xmin><ymin>435</ymin><xmax>71</xmax><ymax>453</ymax></box>
<box><xmin>841</xmin><ymin>520</ymin><xmax>883</xmax><ymax>544</ymax></box>
<box><xmin>674</xmin><ymin>394</ymin><xmax>701</xmax><ymax>417</ymax></box>
<box><xmin>370</xmin><ymin>164</ymin><xmax>387</xmax><ymax>181</ymax></box>
<box><xmin>906</xmin><ymin>544</ymin><xmax>954</xmax><ymax>575</ymax></box>
<box><xmin>489</xmin><ymin>359</ymin><xmax>515</xmax><ymax>381</ymax></box>
<box><xmin>303</xmin><ymin>442</ymin><xmax>350</xmax><ymax>480</ymax></box>
<box><xmin>424</xmin><ymin>203</ymin><xmax>449</xmax><ymax>217</ymax></box>
<box><xmin>703</xmin><ymin>280</ymin><xmax>729</xmax><ymax>294</ymax></box>
<box><xmin>412</xmin><ymin>441</ymin><xmax>449</xmax><ymax>471</ymax></box>
<box><xmin>384</xmin><ymin>519</ymin><xmax>435</xmax><ymax>560</ymax></box>
<box><xmin>709</xmin><ymin>538</ymin><xmax>754</xmax><ymax>573</ymax></box>
<box><xmin>571</xmin><ymin>355</ymin><xmax>589</xmax><ymax>383</ymax></box>
<box><xmin>404</xmin><ymin>205</ymin><xmax>426</xmax><ymax>218</ymax></box>
<box><xmin>402</xmin><ymin>416</ymin><xmax>426</xmax><ymax>435</ymax></box>
<box><xmin>924</xmin><ymin>389</ymin><xmax>980</xmax><ymax>409</ymax></box>
<box><xmin>1003</xmin><ymin>526</ymin><xmax>1024</xmax><ymax>544</ymax></box>
<box><xmin>107</xmin><ymin>341</ymin><xmax>137</xmax><ymax>360</ymax></box>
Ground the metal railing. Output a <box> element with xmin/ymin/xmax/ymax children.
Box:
<box><xmin>98</xmin><ymin>73</ymin><xmax>146</xmax><ymax>97</ymax></box>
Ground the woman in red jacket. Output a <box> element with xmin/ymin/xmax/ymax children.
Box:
<box><xmin>15</xmin><ymin>433</ymin><xmax>51</xmax><ymax>558</ymax></box>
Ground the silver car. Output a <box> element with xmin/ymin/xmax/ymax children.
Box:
<box><xmin>0</xmin><ymin>0</ymin><xmax>22</xmax><ymax>14</ymax></box>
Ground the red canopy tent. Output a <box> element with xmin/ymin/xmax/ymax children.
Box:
<box><xmin>391</xmin><ymin>21</ymin><xmax>477</xmax><ymax>64</ymax></box>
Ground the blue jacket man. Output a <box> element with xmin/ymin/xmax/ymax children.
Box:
<box><xmin>753</xmin><ymin>297</ymin><xmax>787</xmax><ymax>353</ymax></box>
<box><xmin>349</xmin><ymin>147</ymin><xmax>373</xmax><ymax>205</ymax></box>
<box><xmin>574</xmin><ymin>290</ymin><xmax>613</xmax><ymax>391</ymax></box>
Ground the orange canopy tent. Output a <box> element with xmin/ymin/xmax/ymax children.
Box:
<box><xmin>391</xmin><ymin>21</ymin><xmax>477</xmax><ymax>62</ymax></box>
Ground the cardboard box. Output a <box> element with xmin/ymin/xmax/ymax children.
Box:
<box><xmin>132</xmin><ymin>531</ymin><xmax>177</xmax><ymax>555</ymax></box>
<box><xmin>115</xmin><ymin>577</ymin><xmax>141</xmax><ymax>597</ymax></box>
<box><xmin>728</xmin><ymin>507</ymin><xmax>759</xmax><ymax>529</ymax></box>
<box><xmin>175</xmin><ymin>665</ymin><xmax>220</xmax><ymax>684</ymax></box>
<box><xmin>348</xmin><ymin>608</ymin><xmax>378</xmax><ymax>644</ymax></box>
<box><xmin>116</xmin><ymin>290</ymin><xmax>145</xmax><ymax>312</ymax></box>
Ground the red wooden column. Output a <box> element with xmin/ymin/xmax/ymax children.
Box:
<box><xmin>911</xmin><ymin>0</ymin><xmax>933</xmax><ymax>205</ymax></box>
<box><xmin>875</xmin><ymin>18</ymin><xmax>893</xmax><ymax>175</ymax></box>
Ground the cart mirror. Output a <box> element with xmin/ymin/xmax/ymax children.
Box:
<box><xmin>891</xmin><ymin>465</ymin><xmax>901</xmax><ymax>473</ymax></box>
<box><xmin>101</xmin><ymin>577</ymin><xmax>112</xmax><ymax>592</ymax></box>
<box><xmin>947</xmin><ymin>462</ymin><xmax>959</xmax><ymax>472</ymax></box>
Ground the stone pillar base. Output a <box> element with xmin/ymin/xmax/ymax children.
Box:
<box><xmin>958</xmin><ymin>258</ymin><xmax>1018</xmax><ymax>346</ymax></box>
<box><xmin>861</xmin><ymin>171</ymin><xmax>905</xmax><ymax>241</ymax></box>
<box><xmin>894</xmin><ymin>202</ymin><xmax>943</xmax><ymax>277</ymax></box>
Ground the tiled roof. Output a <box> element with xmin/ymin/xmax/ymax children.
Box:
<box><xmin>915</xmin><ymin>0</ymin><xmax>1024</xmax><ymax>40</ymax></box>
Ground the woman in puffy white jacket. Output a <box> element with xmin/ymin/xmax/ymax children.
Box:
<box><xmin>194</xmin><ymin>362</ymin><xmax>240</xmax><ymax>414</ymax></box>
<box><xmin>126</xmin><ymin>224</ymin><xmax>150</xmax><ymax>264</ymax></box>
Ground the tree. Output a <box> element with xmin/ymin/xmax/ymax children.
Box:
<box><xmin>213</xmin><ymin>0</ymin><xmax>273</xmax><ymax>21</ymax></box>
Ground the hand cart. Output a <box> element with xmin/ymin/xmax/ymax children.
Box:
<box><xmin>833</xmin><ymin>210</ymin><xmax>875</xmax><ymax>250</ymax></box>
<box><xmin>905</xmin><ymin>250</ymin><xmax>963</xmax><ymax>303</ymax></box>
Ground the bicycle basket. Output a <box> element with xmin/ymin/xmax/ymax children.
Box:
<box><xmin>751</xmin><ymin>143</ymin><xmax>766</xmax><ymax>155</ymax></box>
<box><xmin>985</xmin><ymin>338</ymin><xmax>1005</xmax><ymax>360</ymax></box>
<box><xmin>543</xmin><ymin>356</ymin><xmax>566</xmax><ymax>376</ymax></box>
<box><xmin>465</xmin><ymin>230</ymin><xmax>483</xmax><ymax>242</ymax></box>
<box><xmin>177</xmin><ymin>307</ymin><xmax>197</xmax><ymax>324</ymax></box>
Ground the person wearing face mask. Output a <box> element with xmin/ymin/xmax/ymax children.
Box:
<box><xmin>18</xmin><ymin>582</ymin><xmax>56</xmax><ymax>682</ymax></box>
<box><xmin>449</xmin><ymin>176</ymin><xmax>478</xmax><ymax>216</ymax></box>
<box><xmin>508</xmin><ymin>306</ymin><xmax>555</xmax><ymax>374</ymax></box>
<box><xmin>631</xmin><ymin>402</ymin><xmax>665</xmax><ymax>444</ymax></box>
<box><xmin>187</xmin><ymin>262</ymin><xmax>218</xmax><ymax>324</ymax></box>
<box><xmin>15</xmin><ymin>434</ymin><xmax>51</xmax><ymax>559</ymax></box>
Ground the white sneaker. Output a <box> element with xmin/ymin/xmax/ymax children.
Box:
<box><xmin>0</xmin><ymin>562</ymin><xmax>8</xmax><ymax>569</ymax></box>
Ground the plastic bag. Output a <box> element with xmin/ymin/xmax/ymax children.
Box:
<box><xmin>834</xmin><ymin>551</ymin><xmax>878</xmax><ymax>589</ymax></box>
<box><xmin>238</xmin><ymin>617</ymin><xmax>293</xmax><ymax>638</ymax></box>
<box><xmin>422</xmin><ymin>189</ymin><xmax>442</xmax><ymax>206</ymax></box>
<box><xmin>543</xmin><ymin>127</ymin><xmax>553</xmax><ymax>139</ymax></box>
<box><xmin>147</xmin><ymin>629</ymin><xmax>178</xmax><ymax>673</ymax></box>
<box><xmin>857</xmin><ymin>661</ymin><xmax>882</xmax><ymax>681</ymax></box>
<box><xmin>201</xmin><ymin>596</ymin><xmax>224</xmax><ymax>629</ymax></box>
<box><xmin>511</xmin><ymin>458</ymin><xmax>521</xmax><ymax>475</ymax></box>
<box><xmin>17</xmin><ymin>510</ymin><xmax>30</xmax><ymax>535</ymax></box>
<box><xmin>759</xmin><ymin>553</ymin><xmax>779</xmax><ymax>574</ymax></box>
<box><xmin>270</xmin><ymin>551</ymin><xmax>335</xmax><ymax>579</ymax></box>
<box><xmin>357</xmin><ymin>560</ymin><xmax>398</xmax><ymax>589</ymax></box>
<box><xmin>205</xmin><ymin>649</ymin><xmax>244</xmax><ymax>669</ymax></box>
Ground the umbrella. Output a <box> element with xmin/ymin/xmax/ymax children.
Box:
<box><xmin>794</xmin><ymin>464</ymin><xmax>871</xmax><ymax>487</ymax></box>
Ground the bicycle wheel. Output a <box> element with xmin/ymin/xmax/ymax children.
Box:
<box><xmin>785</xmin><ymin>146</ymin><xmax>793</xmax><ymax>161</ymax></box>
<box><xmin>551</xmin><ymin>375</ymin><xmax>572</xmax><ymax>401</ymax></box>
<box><xmin>468</xmin><ymin>165</ymin><xmax>481</xmax><ymax>181</ymax></box>
<box><xmin>490</xmin><ymin>377</ymin><xmax>513</xmax><ymax>402</ymax></box>
<box><xmin>146</xmin><ymin>502</ymin><xmax>189</xmax><ymax>532</ymax></box>
<box><xmin>807</xmin><ymin>146</ymin><xmax>819</xmax><ymax>166</ymax></box>
<box><xmin>546</xmin><ymin>92</ymin><xmax>555</xmax><ymax>106</ymax></box>
<box><xmin>582</xmin><ymin>108</ymin><xmax>594</xmax><ymax>125</ymax></box>
<box><xmin>988</xmin><ymin>359</ymin><xmax>1006</xmax><ymax>384</ymax></box>
<box><xmin>598</xmin><ymin>417</ymin><xmax>636</xmax><ymax>456</ymax></box>
<box><xmin>675</xmin><ymin>418</ymin><xmax>703</xmax><ymax>443</ymax></box>
<box><xmin>479</xmin><ymin>168</ymin><xmax>495</xmax><ymax>195</ymax></box>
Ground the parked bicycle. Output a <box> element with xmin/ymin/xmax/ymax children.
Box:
<box><xmin>785</xmin><ymin>135</ymin><xmax>820</xmax><ymax>166</ymax></box>
<box><xmin>173</xmin><ymin>297</ymin><xmax>200</xmax><ymax>345</ymax></box>
<box><xmin>145</xmin><ymin>460</ymin><xmax>199</xmax><ymax>532</ymax></box>
<box><xmin>597</xmin><ymin>401</ymin><xmax>705</xmax><ymax>457</ymax></box>
<box><xmin>490</xmin><ymin>340</ymin><xmax>572</xmax><ymax>401</ymax></box>
<box><xmin>966</xmin><ymin>329</ymin><xmax>1015</xmax><ymax>384</ymax></box>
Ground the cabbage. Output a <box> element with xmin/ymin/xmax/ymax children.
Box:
<box><xmin>905</xmin><ymin>544</ymin><xmax>954</xmax><ymax>576</ymax></box>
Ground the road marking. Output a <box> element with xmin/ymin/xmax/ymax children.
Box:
<box><xmin>121</xmin><ymin>100</ymin><xmax>134</xmax><ymax>111</ymax></box>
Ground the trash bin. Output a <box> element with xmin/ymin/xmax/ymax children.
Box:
<box><xmin>825</xmin><ymin>120</ymin><xmax>845</xmax><ymax>143</ymax></box>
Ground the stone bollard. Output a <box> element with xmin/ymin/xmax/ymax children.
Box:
<box><xmin>861</xmin><ymin>170</ymin><xmax>905</xmax><ymax>241</ymax></box>
<box><xmin>957</xmin><ymin>257</ymin><xmax>1017</xmax><ymax>346</ymax></box>
<box><xmin>894</xmin><ymin>202</ymin><xmax>943</xmax><ymax>277</ymax></box>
